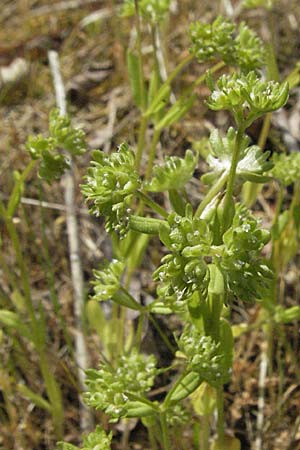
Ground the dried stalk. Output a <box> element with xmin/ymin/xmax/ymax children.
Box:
<box><xmin>255</xmin><ymin>349</ymin><xmax>268</xmax><ymax>450</ymax></box>
<box><xmin>48</xmin><ymin>50</ymin><xmax>93</xmax><ymax>432</ymax></box>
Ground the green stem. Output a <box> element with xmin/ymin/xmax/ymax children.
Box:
<box><xmin>134</xmin><ymin>0</ymin><xmax>147</xmax><ymax>111</ymax></box>
<box><xmin>222</xmin><ymin>127</ymin><xmax>245</xmax><ymax>228</ymax></box>
<box><xmin>136</xmin><ymin>115</ymin><xmax>149</xmax><ymax>171</ymax></box>
<box><xmin>0</xmin><ymin>200</ymin><xmax>36</xmax><ymax>321</ymax></box>
<box><xmin>160</xmin><ymin>412</ymin><xmax>171</xmax><ymax>450</ymax></box>
<box><xmin>216</xmin><ymin>386</ymin><xmax>225</xmax><ymax>444</ymax></box>
<box><xmin>200</xmin><ymin>415</ymin><xmax>210</xmax><ymax>450</ymax></box>
<box><xmin>145</xmin><ymin>128</ymin><xmax>161</xmax><ymax>179</ymax></box>
<box><xmin>147</xmin><ymin>425</ymin><xmax>159</xmax><ymax>450</ymax></box>
<box><xmin>148</xmin><ymin>314</ymin><xmax>176</xmax><ymax>354</ymax></box>
<box><xmin>195</xmin><ymin>171</ymin><xmax>228</xmax><ymax>218</ymax></box>
<box><xmin>7</xmin><ymin>160</ymin><xmax>37</xmax><ymax>218</ymax></box>
<box><xmin>137</xmin><ymin>190</ymin><xmax>168</xmax><ymax>218</ymax></box>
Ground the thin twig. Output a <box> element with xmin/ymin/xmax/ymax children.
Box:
<box><xmin>31</xmin><ymin>0</ymin><xmax>100</xmax><ymax>16</ymax></box>
<box><xmin>0</xmin><ymin>193</ymin><xmax>89</xmax><ymax>215</ymax></box>
<box><xmin>48</xmin><ymin>50</ymin><xmax>93</xmax><ymax>433</ymax></box>
<box><xmin>255</xmin><ymin>349</ymin><xmax>268</xmax><ymax>450</ymax></box>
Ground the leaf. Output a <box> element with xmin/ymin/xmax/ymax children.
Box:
<box><xmin>202</xmin><ymin>128</ymin><xmax>273</xmax><ymax>185</ymax></box>
<box><xmin>127</xmin><ymin>50</ymin><xmax>145</xmax><ymax>109</ymax></box>
<box><xmin>145</xmin><ymin>150</ymin><xmax>198</xmax><ymax>192</ymax></box>
<box><xmin>17</xmin><ymin>384</ymin><xmax>51</xmax><ymax>411</ymax></box>
<box><xmin>190</xmin><ymin>382</ymin><xmax>216</xmax><ymax>416</ymax></box>
<box><xmin>156</xmin><ymin>94</ymin><xmax>196</xmax><ymax>130</ymax></box>
<box><xmin>0</xmin><ymin>310</ymin><xmax>32</xmax><ymax>341</ymax></box>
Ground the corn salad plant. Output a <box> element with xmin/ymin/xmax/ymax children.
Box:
<box><xmin>19</xmin><ymin>1</ymin><xmax>299</xmax><ymax>449</ymax></box>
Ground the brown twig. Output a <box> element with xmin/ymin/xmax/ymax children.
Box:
<box><xmin>48</xmin><ymin>49</ymin><xmax>93</xmax><ymax>433</ymax></box>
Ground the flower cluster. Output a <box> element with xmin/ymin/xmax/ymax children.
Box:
<box><xmin>154</xmin><ymin>206</ymin><xmax>212</xmax><ymax>305</ymax></box>
<box><xmin>207</xmin><ymin>72</ymin><xmax>289</xmax><ymax>125</ymax></box>
<box><xmin>189</xmin><ymin>17</ymin><xmax>264</xmax><ymax>71</ymax></box>
<box><xmin>84</xmin><ymin>351</ymin><xmax>157</xmax><ymax>422</ymax></box>
<box><xmin>81</xmin><ymin>143</ymin><xmax>141</xmax><ymax>235</ymax></box>
<box><xmin>92</xmin><ymin>260</ymin><xmax>125</xmax><ymax>302</ymax></box>
<box><xmin>26</xmin><ymin>109</ymin><xmax>86</xmax><ymax>182</ymax></box>
<box><xmin>271</xmin><ymin>152</ymin><xmax>300</xmax><ymax>186</ymax></box>
<box><xmin>145</xmin><ymin>150</ymin><xmax>198</xmax><ymax>192</ymax></box>
<box><xmin>221</xmin><ymin>204</ymin><xmax>273</xmax><ymax>301</ymax></box>
<box><xmin>178</xmin><ymin>327</ymin><xmax>232</xmax><ymax>386</ymax></box>
<box><xmin>57</xmin><ymin>426</ymin><xmax>112</xmax><ymax>450</ymax></box>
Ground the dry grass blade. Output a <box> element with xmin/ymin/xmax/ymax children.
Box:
<box><xmin>48</xmin><ymin>49</ymin><xmax>93</xmax><ymax>433</ymax></box>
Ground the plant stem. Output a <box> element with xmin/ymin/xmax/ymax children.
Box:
<box><xmin>136</xmin><ymin>115</ymin><xmax>149</xmax><ymax>171</ymax></box>
<box><xmin>148</xmin><ymin>314</ymin><xmax>176</xmax><ymax>354</ymax></box>
<box><xmin>222</xmin><ymin>127</ymin><xmax>244</xmax><ymax>228</ymax></box>
<box><xmin>160</xmin><ymin>412</ymin><xmax>171</xmax><ymax>450</ymax></box>
<box><xmin>145</xmin><ymin>128</ymin><xmax>161</xmax><ymax>179</ymax></box>
<box><xmin>195</xmin><ymin>171</ymin><xmax>228</xmax><ymax>218</ymax></box>
<box><xmin>137</xmin><ymin>190</ymin><xmax>168</xmax><ymax>218</ymax></box>
<box><xmin>134</xmin><ymin>0</ymin><xmax>147</xmax><ymax>111</ymax></box>
<box><xmin>200</xmin><ymin>415</ymin><xmax>210</xmax><ymax>450</ymax></box>
<box><xmin>216</xmin><ymin>386</ymin><xmax>225</xmax><ymax>444</ymax></box>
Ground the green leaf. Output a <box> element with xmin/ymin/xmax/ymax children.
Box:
<box><xmin>145</xmin><ymin>150</ymin><xmax>198</xmax><ymax>192</ymax></box>
<box><xmin>166</xmin><ymin>371</ymin><xmax>203</xmax><ymax>404</ymax></box>
<box><xmin>0</xmin><ymin>310</ymin><xmax>32</xmax><ymax>341</ymax></box>
<box><xmin>156</xmin><ymin>95</ymin><xmax>196</xmax><ymax>130</ymax></box>
<box><xmin>127</xmin><ymin>50</ymin><xmax>145</xmax><ymax>109</ymax></box>
<box><xmin>202</xmin><ymin>128</ymin><xmax>273</xmax><ymax>185</ymax></box>
<box><xmin>17</xmin><ymin>384</ymin><xmax>51</xmax><ymax>411</ymax></box>
<box><xmin>190</xmin><ymin>382</ymin><xmax>216</xmax><ymax>416</ymax></box>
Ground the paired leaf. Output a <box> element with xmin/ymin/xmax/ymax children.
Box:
<box><xmin>202</xmin><ymin>128</ymin><xmax>273</xmax><ymax>185</ymax></box>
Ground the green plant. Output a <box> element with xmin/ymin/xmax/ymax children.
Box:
<box><xmin>18</xmin><ymin>3</ymin><xmax>299</xmax><ymax>449</ymax></box>
<box><xmin>73</xmin><ymin>54</ymin><xmax>288</xmax><ymax>450</ymax></box>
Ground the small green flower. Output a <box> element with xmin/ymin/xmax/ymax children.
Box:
<box><xmin>92</xmin><ymin>260</ymin><xmax>125</xmax><ymax>302</ymax></box>
<box><xmin>145</xmin><ymin>150</ymin><xmax>198</xmax><ymax>192</ymax></box>
<box><xmin>26</xmin><ymin>109</ymin><xmax>86</xmax><ymax>183</ymax></box>
<box><xmin>271</xmin><ymin>152</ymin><xmax>300</xmax><ymax>186</ymax></box>
<box><xmin>57</xmin><ymin>426</ymin><xmax>112</xmax><ymax>450</ymax></box>
<box><xmin>179</xmin><ymin>327</ymin><xmax>232</xmax><ymax>386</ymax></box>
<box><xmin>207</xmin><ymin>72</ymin><xmax>289</xmax><ymax>126</ymax></box>
<box><xmin>154</xmin><ymin>206</ymin><xmax>212</xmax><ymax>304</ymax></box>
<box><xmin>221</xmin><ymin>204</ymin><xmax>272</xmax><ymax>301</ymax></box>
<box><xmin>189</xmin><ymin>17</ymin><xmax>264</xmax><ymax>72</ymax></box>
<box><xmin>189</xmin><ymin>16</ymin><xmax>235</xmax><ymax>64</ymax></box>
<box><xmin>235</xmin><ymin>22</ymin><xmax>264</xmax><ymax>71</ymax></box>
<box><xmin>81</xmin><ymin>143</ymin><xmax>141</xmax><ymax>235</ymax></box>
<box><xmin>84</xmin><ymin>351</ymin><xmax>157</xmax><ymax>421</ymax></box>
